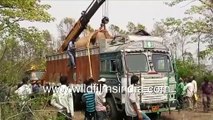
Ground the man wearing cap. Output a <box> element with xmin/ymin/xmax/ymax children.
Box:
<box><xmin>95</xmin><ymin>78</ymin><xmax>108</xmax><ymax>120</ymax></box>
<box><xmin>98</xmin><ymin>78</ymin><xmax>107</xmax><ymax>102</ymax></box>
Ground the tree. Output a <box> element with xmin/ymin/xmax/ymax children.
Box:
<box><xmin>126</xmin><ymin>22</ymin><xmax>136</xmax><ymax>33</ymax></box>
<box><xmin>57</xmin><ymin>17</ymin><xmax>75</xmax><ymax>41</ymax></box>
<box><xmin>0</xmin><ymin>0</ymin><xmax>53</xmax><ymax>84</ymax></box>
<box><xmin>151</xmin><ymin>22</ymin><xmax>167</xmax><ymax>37</ymax></box>
<box><xmin>43</xmin><ymin>30</ymin><xmax>55</xmax><ymax>55</ymax></box>
<box><xmin>83</xmin><ymin>24</ymin><xmax>95</xmax><ymax>36</ymax></box>
<box><xmin>163</xmin><ymin>0</ymin><xmax>213</xmax><ymax>74</ymax></box>
<box><xmin>57</xmin><ymin>17</ymin><xmax>94</xmax><ymax>48</ymax></box>
<box><xmin>126</xmin><ymin>22</ymin><xmax>145</xmax><ymax>33</ymax></box>
<box><xmin>157</xmin><ymin>17</ymin><xmax>191</xmax><ymax>61</ymax></box>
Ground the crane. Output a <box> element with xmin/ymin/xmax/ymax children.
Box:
<box><xmin>60</xmin><ymin>0</ymin><xmax>107</xmax><ymax>52</ymax></box>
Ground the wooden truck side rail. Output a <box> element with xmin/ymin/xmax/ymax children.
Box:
<box><xmin>45</xmin><ymin>46</ymin><xmax>100</xmax><ymax>84</ymax></box>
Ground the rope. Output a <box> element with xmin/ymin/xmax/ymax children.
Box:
<box><xmin>86</xmin><ymin>32</ymin><xmax>99</xmax><ymax>78</ymax></box>
<box><xmin>87</xmin><ymin>44</ymin><xmax>93</xmax><ymax>78</ymax></box>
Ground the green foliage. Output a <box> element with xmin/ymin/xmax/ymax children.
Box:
<box><xmin>176</xmin><ymin>60</ymin><xmax>195</xmax><ymax>78</ymax></box>
<box><xmin>0</xmin><ymin>0</ymin><xmax>53</xmax><ymax>22</ymax></box>
<box><xmin>176</xmin><ymin>59</ymin><xmax>213</xmax><ymax>86</ymax></box>
<box><xmin>151</xmin><ymin>22</ymin><xmax>167</xmax><ymax>37</ymax></box>
<box><xmin>0</xmin><ymin>0</ymin><xmax>54</xmax><ymax>84</ymax></box>
<box><xmin>109</xmin><ymin>24</ymin><xmax>127</xmax><ymax>36</ymax></box>
<box><xmin>126</xmin><ymin>22</ymin><xmax>145</xmax><ymax>33</ymax></box>
<box><xmin>0</xmin><ymin>93</ymin><xmax>54</xmax><ymax>120</ymax></box>
<box><xmin>155</xmin><ymin>0</ymin><xmax>213</xmax><ymax>62</ymax></box>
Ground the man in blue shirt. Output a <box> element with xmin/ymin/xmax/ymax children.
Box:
<box><xmin>82</xmin><ymin>78</ymin><xmax>96</xmax><ymax>120</ymax></box>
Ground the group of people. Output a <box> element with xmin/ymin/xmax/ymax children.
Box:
<box><xmin>50</xmin><ymin>75</ymin><xmax>151</xmax><ymax>120</ymax></box>
<box><xmin>50</xmin><ymin>76</ymin><xmax>108</xmax><ymax>120</ymax></box>
<box><xmin>14</xmin><ymin>77</ymin><xmax>42</xmax><ymax>120</ymax></box>
<box><xmin>176</xmin><ymin>75</ymin><xmax>213</xmax><ymax>112</ymax></box>
<box><xmin>14</xmin><ymin>75</ymin><xmax>152</xmax><ymax>120</ymax></box>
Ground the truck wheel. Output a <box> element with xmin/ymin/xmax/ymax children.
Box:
<box><xmin>149</xmin><ymin>112</ymin><xmax>161</xmax><ymax>120</ymax></box>
<box><xmin>106</xmin><ymin>97</ymin><xmax>119</xmax><ymax>120</ymax></box>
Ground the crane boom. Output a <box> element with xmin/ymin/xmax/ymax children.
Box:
<box><xmin>60</xmin><ymin>0</ymin><xmax>106</xmax><ymax>51</ymax></box>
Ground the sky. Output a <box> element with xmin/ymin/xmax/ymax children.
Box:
<box><xmin>25</xmin><ymin>0</ymin><xmax>196</xmax><ymax>37</ymax></box>
<box><xmin>21</xmin><ymin>0</ymin><xmax>211</xmax><ymax>64</ymax></box>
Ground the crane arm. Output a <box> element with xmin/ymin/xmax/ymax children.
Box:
<box><xmin>60</xmin><ymin>0</ymin><xmax>106</xmax><ymax>52</ymax></box>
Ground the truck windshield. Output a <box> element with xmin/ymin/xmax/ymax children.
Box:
<box><xmin>125</xmin><ymin>54</ymin><xmax>148</xmax><ymax>72</ymax></box>
<box><xmin>152</xmin><ymin>54</ymin><xmax>171</xmax><ymax>72</ymax></box>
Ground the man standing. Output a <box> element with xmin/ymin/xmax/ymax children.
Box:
<box><xmin>67</xmin><ymin>41</ymin><xmax>76</xmax><ymax>68</ymax></box>
<box><xmin>201</xmin><ymin>77</ymin><xmax>213</xmax><ymax>112</ymax></box>
<box><xmin>176</xmin><ymin>77</ymin><xmax>185</xmax><ymax>109</ymax></box>
<box><xmin>15</xmin><ymin>77</ymin><xmax>33</xmax><ymax>120</ymax></box>
<box><xmin>125</xmin><ymin>75</ymin><xmax>150</xmax><ymax>120</ymax></box>
<box><xmin>191</xmin><ymin>76</ymin><xmax>198</xmax><ymax>110</ymax></box>
<box><xmin>82</xmin><ymin>78</ymin><xmax>96</xmax><ymax>120</ymax></box>
<box><xmin>51</xmin><ymin>76</ymin><xmax>73</xmax><ymax>120</ymax></box>
<box><xmin>97</xmin><ymin>78</ymin><xmax>107</xmax><ymax>103</ymax></box>
<box><xmin>183</xmin><ymin>78</ymin><xmax>194</xmax><ymax>110</ymax></box>
<box><xmin>96</xmin><ymin>78</ymin><xmax>107</xmax><ymax>120</ymax></box>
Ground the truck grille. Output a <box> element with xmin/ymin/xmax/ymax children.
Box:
<box><xmin>140</xmin><ymin>78</ymin><xmax>176</xmax><ymax>103</ymax></box>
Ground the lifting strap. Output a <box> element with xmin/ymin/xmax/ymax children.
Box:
<box><xmin>86</xmin><ymin>31</ymin><xmax>99</xmax><ymax>78</ymax></box>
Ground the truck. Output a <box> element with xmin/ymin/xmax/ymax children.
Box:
<box><xmin>43</xmin><ymin>0</ymin><xmax>178</xmax><ymax>119</ymax></box>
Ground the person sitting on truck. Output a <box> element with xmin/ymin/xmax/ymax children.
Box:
<box><xmin>125</xmin><ymin>75</ymin><xmax>151</xmax><ymax>120</ymax></box>
<box><xmin>82</xmin><ymin>78</ymin><xmax>96</xmax><ymax>120</ymax></box>
<box><xmin>96</xmin><ymin>78</ymin><xmax>107</xmax><ymax>120</ymax></box>
<box><xmin>50</xmin><ymin>76</ymin><xmax>73</xmax><ymax>120</ymax></box>
<box><xmin>67</xmin><ymin>41</ymin><xmax>76</xmax><ymax>68</ymax></box>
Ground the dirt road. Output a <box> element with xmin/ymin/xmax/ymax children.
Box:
<box><xmin>72</xmin><ymin>110</ymin><xmax>213</xmax><ymax>120</ymax></box>
<box><xmin>161</xmin><ymin>110</ymin><xmax>213</xmax><ymax>120</ymax></box>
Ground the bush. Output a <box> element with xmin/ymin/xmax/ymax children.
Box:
<box><xmin>176</xmin><ymin>59</ymin><xmax>213</xmax><ymax>87</ymax></box>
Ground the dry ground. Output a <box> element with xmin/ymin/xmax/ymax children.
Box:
<box><xmin>36</xmin><ymin>96</ymin><xmax>213</xmax><ymax>120</ymax></box>
<box><xmin>161</xmin><ymin>110</ymin><xmax>213</xmax><ymax>120</ymax></box>
<box><xmin>36</xmin><ymin>108</ymin><xmax>213</xmax><ymax>120</ymax></box>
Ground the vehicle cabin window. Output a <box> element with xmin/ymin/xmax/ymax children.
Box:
<box><xmin>101</xmin><ymin>59</ymin><xmax>117</xmax><ymax>73</ymax></box>
<box><xmin>125</xmin><ymin>54</ymin><xmax>148</xmax><ymax>72</ymax></box>
<box><xmin>152</xmin><ymin>54</ymin><xmax>171</xmax><ymax>72</ymax></box>
<box><xmin>110</xmin><ymin>60</ymin><xmax>116</xmax><ymax>72</ymax></box>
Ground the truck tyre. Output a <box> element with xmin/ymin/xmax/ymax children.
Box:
<box><xmin>149</xmin><ymin>112</ymin><xmax>161</xmax><ymax>120</ymax></box>
<box><xmin>106</xmin><ymin>97</ymin><xmax>119</xmax><ymax>120</ymax></box>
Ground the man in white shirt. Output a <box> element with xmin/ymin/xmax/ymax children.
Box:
<box><xmin>184</xmin><ymin>78</ymin><xmax>194</xmax><ymax>110</ymax></box>
<box><xmin>96</xmin><ymin>78</ymin><xmax>108</xmax><ymax>120</ymax></box>
<box><xmin>98</xmin><ymin>78</ymin><xmax>107</xmax><ymax>102</ymax></box>
<box><xmin>15</xmin><ymin>77</ymin><xmax>33</xmax><ymax>120</ymax></box>
<box><xmin>125</xmin><ymin>75</ymin><xmax>150</xmax><ymax>120</ymax></box>
<box><xmin>190</xmin><ymin>76</ymin><xmax>198</xmax><ymax>110</ymax></box>
<box><xmin>51</xmin><ymin>76</ymin><xmax>73</xmax><ymax>120</ymax></box>
<box><xmin>15</xmin><ymin>77</ymin><xmax>32</xmax><ymax>102</ymax></box>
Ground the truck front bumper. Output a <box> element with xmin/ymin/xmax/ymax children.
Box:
<box><xmin>140</xmin><ymin>100</ymin><xmax>178</xmax><ymax>113</ymax></box>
